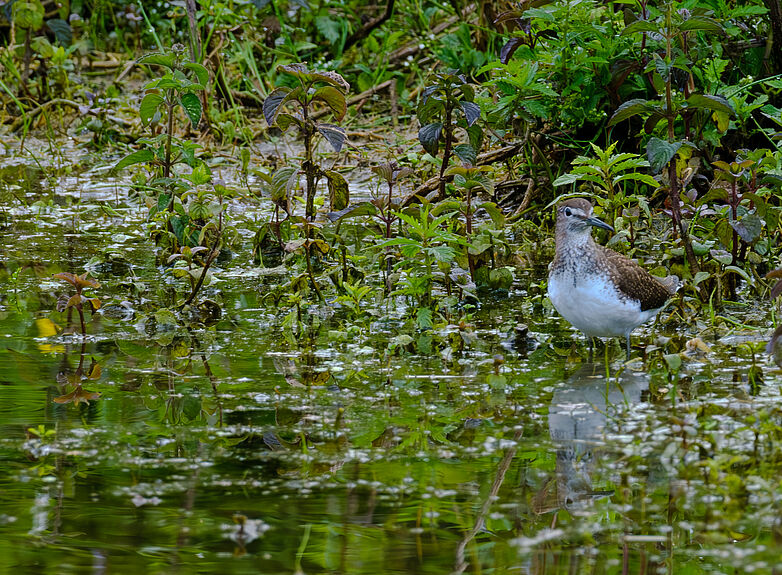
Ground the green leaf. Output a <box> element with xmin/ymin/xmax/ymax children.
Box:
<box><xmin>315</xmin><ymin>15</ymin><xmax>341</xmax><ymax>44</ymax></box>
<box><xmin>316</xmin><ymin>123</ymin><xmax>347</xmax><ymax>152</ymax></box>
<box><xmin>418</xmin><ymin>123</ymin><xmax>443</xmax><ymax>156</ymax></box>
<box><xmin>271</xmin><ymin>166</ymin><xmax>298</xmax><ymax>202</ymax></box>
<box><xmin>613</xmin><ymin>173</ymin><xmax>660</xmax><ymax>188</ymax></box>
<box><xmin>180</xmin><ymin>92</ymin><xmax>202</xmax><ymax>127</ymax></box>
<box><xmin>417</xmin><ymin>97</ymin><xmax>444</xmax><ymax>126</ymax></box>
<box><xmin>325</xmin><ymin>202</ymin><xmax>378</xmax><ymax>222</ymax></box>
<box><xmin>553</xmin><ymin>173</ymin><xmax>580</xmax><ymax>186</ymax></box>
<box><xmin>460</xmin><ymin>101</ymin><xmax>481</xmax><ymax>126</ymax></box>
<box><xmin>725</xmin><ymin>265</ymin><xmax>753</xmax><ymax>284</ymax></box>
<box><xmin>646</xmin><ymin>137</ymin><xmax>682</xmax><ymax>174</ymax></box>
<box><xmin>139</xmin><ymin>93</ymin><xmax>165</xmax><ymax>126</ymax></box>
<box><xmin>686</xmin><ymin>94</ymin><xmax>735</xmax><ymax>116</ymax></box>
<box><xmin>620</xmin><ymin>20</ymin><xmax>658</xmax><ymax>36</ymax></box>
<box><xmin>679</xmin><ymin>16</ymin><xmax>723</xmax><ymax>34</ymax></box>
<box><xmin>693</xmin><ymin>271</ymin><xmax>710</xmax><ymax>286</ymax></box>
<box><xmin>417</xmin><ymin>307</ymin><xmax>433</xmax><ymax>330</ymax></box>
<box><xmin>730</xmin><ymin>213</ymin><xmax>763</xmax><ymax>244</ymax></box>
<box><xmin>453</xmin><ymin>143</ymin><xmax>476</xmax><ymax>165</ymax></box>
<box><xmin>113</xmin><ymin>148</ymin><xmax>155</xmax><ymax>172</ymax></box>
<box><xmin>664</xmin><ymin>353</ymin><xmax>681</xmax><ymax>372</ymax></box>
<box><xmin>137</xmin><ymin>52</ymin><xmax>176</xmax><ymax>70</ymax></box>
<box><xmin>263</xmin><ymin>86</ymin><xmax>292</xmax><ymax>126</ymax></box>
<box><xmin>608</xmin><ymin>98</ymin><xmax>655</xmax><ymax>125</ymax></box>
<box><xmin>325</xmin><ymin>170</ymin><xmax>349</xmax><ymax>211</ymax></box>
<box><xmin>489</xmin><ymin>267</ymin><xmax>513</xmax><ymax>291</ymax></box>
<box><xmin>46</xmin><ymin>18</ymin><xmax>72</xmax><ymax>46</ymax></box>
<box><xmin>478</xmin><ymin>202</ymin><xmax>505</xmax><ymax>227</ymax></box>
<box><xmin>183</xmin><ymin>62</ymin><xmax>209</xmax><ymax>87</ymax></box>
<box><xmin>276</xmin><ymin>113</ymin><xmax>304</xmax><ymax>131</ymax></box>
<box><xmin>12</xmin><ymin>2</ymin><xmax>44</xmax><ymax>30</ymax></box>
<box><xmin>312</xmin><ymin>86</ymin><xmax>347</xmax><ymax>121</ymax></box>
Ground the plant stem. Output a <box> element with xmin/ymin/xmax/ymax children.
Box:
<box><xmin>439</xmin><ymin>105</ymin><xmax>453</xmax><ymax>198</ymax></box>
<box><xmin>664</xmin><ymin>4</ymin><xmax>699</xmax><ymax>274</ymax></box>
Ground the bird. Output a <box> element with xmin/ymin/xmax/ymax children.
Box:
<box><xmin>547</xmin><ymin>198</ymin><xmax>678</xmax><ymax>360</ymax></box>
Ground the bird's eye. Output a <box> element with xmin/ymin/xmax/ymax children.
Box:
<box><xmin>564</xmin><ymin>207</ymin><xmax>572</xmax><ymax>217</ymax></box>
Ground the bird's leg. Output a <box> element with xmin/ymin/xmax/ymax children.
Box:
<box><xmin>625</xmin><ymin>333</ymin><xmax>631</xmax><ymax>361</ymax></box>
<box><xmin>588</xmin><ymin>337</ymin><xmax>594</xmax><ymax>362</ymax></box>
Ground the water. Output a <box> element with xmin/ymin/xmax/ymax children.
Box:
<box><xmin>0</xmin><ymin>148</ymin><xmax>780</xmax><ymax>574</ymax></box>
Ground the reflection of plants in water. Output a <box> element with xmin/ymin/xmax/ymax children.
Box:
<box><xmin>52</xmin><ymin>271</ymin><xmax>101</xmax><ymax>336</ymax></box>
<box><xmin>115</xmin><ymin>334</ymin><xmax>223</xmax><ymax>427</ymax></box>
<box><xmin>53</xmin><ymin>344</ymin><xmax>101</xmax><ymax>406</ymax></box>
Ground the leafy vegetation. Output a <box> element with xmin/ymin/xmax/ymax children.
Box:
<box><xmin>2</xmin><ymin>0</ymin><xmax>782</xmax><ymax>572</ymax></box>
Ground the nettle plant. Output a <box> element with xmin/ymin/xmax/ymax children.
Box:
<box><xmin>114</xmin><ymin>44</ymin><xmax>210</xmax><ymax>251</ymax></box>
<box><xmin>263</xmin><ymin>63</ymin><xmax>350</xmax><ymax>301</ymax></box>
<box><xmin>553</xmin><ymin>142</ymin><xmax>659</xmax><ymax>227</ymax></box>
<box><xmin>608</xmin><ymin>4</ymin><xmax>736</xmax><ymax>274</ymax></box>
<box><xmin>417</xmin><ymin>71</ymin><xmax>482</xmax><ymax>198</ymax></box>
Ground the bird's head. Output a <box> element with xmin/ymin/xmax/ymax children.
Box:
<box><xmin>555</xmin><ymin>198</ymin><xmax>613</xmax><ymax>237</ymax></box>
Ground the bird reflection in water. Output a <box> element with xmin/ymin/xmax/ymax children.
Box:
<box><xmin>534</xmin><ymin>363</ymin><xmax>648</xmax><ymax>516</ymax></box>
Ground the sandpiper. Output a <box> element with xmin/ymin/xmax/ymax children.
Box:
<box><xmin>548</xmin><ymin>198</ymin><xmax>678</xmax><ymax>359</ymax></box>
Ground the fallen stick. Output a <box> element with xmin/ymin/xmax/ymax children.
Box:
<box><xmin>401</xmin><ymin>142</ymin><xmax>523</xmax><ymax>206</ymax></box>
<box><xmin>9</xmin><ymin>98</ymin><xmax>133</xmax><ymax>132</ymax></box>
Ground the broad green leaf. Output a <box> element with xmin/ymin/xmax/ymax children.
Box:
<box><xmin>460</xmin><ymin>101</ymin><xmax>481</xmax><ymax>126</ymax></box>
<box><xmin>180</xmin><ymin>92</ymin><xmax>202</xmax><ymax>127</ymax></box>
<box><xmin>679</xmin><ymin>16</ymin><xmax>723</xmax><ymax>34</ymax></box>
<box><xmin>453</xmin><ymin>143</ymin><xmax>476</xmax><ymax>166</ymax></box>
<box><xmin>263</xmin><ymin>86</ymin><xmax>292</xmax><ymax>126</ymax></box>
<box><xmin>553</xmin><ymin>173</ymin><xmax>580</xmax><ymax>186</ymax></box>
<box><xmin>664</xmin><ymin>353</ymin><xmax>681</xmax><ymax>372</ymax></box>
<box><xmin>325</xmin><ymin>170</ymin><xmax>349</xmax><ymax>211</ymax></box>
<box><xmin>613</xmin><ymin>173</ymin><xmax>660</xmax><ymax>188</ymax></box>
<box><xmin>140</xmin><ymin>93</ymin><xmax>165</xmax><ymax>126</ymax></box>
<box><xmin>312</xmin><ymin>86</ymin><xmax>347</xmax><ymax>121</ymax></box>
<box><xmin>417</xmin><ymin>96</ymin><xmax>444</xmax><ymax>125</ymax></box>
<box><xmin>183</xmin><ymin>62</ymin><xmax>209</xmax><ymax>87</ymax></box>
<box><xmin>276</xmin><ymin>113</ymin><xmax>304</xmax><ymax>131</ymax></box>
<box><xmin>12</xmin><ymin>2</ymin><xmax>44</xmax><ymax>30</ymax></box>
<box><xmin>646</xmin><ymin>137</ymin><xmax>682</xmax><ymax>174</ymax></box>
<box><xmin>46</xmin><ymin>18</ymin><xmax>72</xmax><ymax>46</ymax></box>
<box><xmin>271</xmin><ymin>166</ymin><xmax>298</xmax><ymax>202</ymax></box>
<box><xmin>725</xmin><ymin>265</ymin><xmax>753</xmax><ymax>284</ymax></box>
<box><xmin>478</xmin><ymin>201</ymin><xmax>505</xmax><ymax>227</ymax></box>
<box><xmin>608</xmin><ymin>98</ymin><xmax>655</xmax><ymax>125</ymax></box>
<box><xmin>489</xmin><ymin>267</ymin><xmax>513</xmax><ymax>291</ymax></box>
<box><xmin>418</xmin><ymin>123</ymin><xmax>443</xmax><ymax>156</ymax></box>
<box><xmin>316</xmin><ymin>123</ymin><xmax>347</xmax><ymax>152</ymax></box>
<box><xmin>114</xmin><ymin>148</ymin><xmax>155</xmax><ymax>172</ymax></box>
<box><xmin>137</xmin><ymin>52</ymin><xmax>175</xmax><ymax>70</ymax></box>
<box><xmin>686</xmin><ymin>94</ymin><xmax>735</xmax><ymax>116</ymax></box>
<box><xmin>326</xmin><ymin>202</ymin><xmax>378</xmax><ymax>222</ymax></box>
<box><xmin>315</xmin><ymin>15</ymin><xmax>341</xmax><ymax>44</ymax></box>
<box><xmin>620</xmin><ymin>20</ymin><xmax>658</xmax><ymax>36</ymax></box>
<box><xmin>730</xmin><ymin>213</ymin><xmax>763</xmax><ymax>244</ymax></box>
<box><xmin>644</xmin><ymin>112</ymin><xmax>665</xmax><ymax>134</ymax></box>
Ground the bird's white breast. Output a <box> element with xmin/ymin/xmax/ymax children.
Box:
<box><xmin>548</xmin><ymin>271</ymin><xmax>661</xmax><ymax>338</ymax></box>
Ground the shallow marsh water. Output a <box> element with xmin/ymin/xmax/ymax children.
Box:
<box><xmin>1</xmin><ymin>147</ymin><xmax>781</xmax><ymax>574</ymax></box>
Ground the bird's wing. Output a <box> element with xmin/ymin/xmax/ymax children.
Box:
<box><xmin>597</xmin><ymin>246</ymin><xmax>674</xmax><ymax>311</ymax></box>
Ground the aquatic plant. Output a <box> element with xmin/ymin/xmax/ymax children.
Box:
<box><xmin>52</xmin><ymin>272</ymin><xmax>101</xmax><ymax>336</ymax></box>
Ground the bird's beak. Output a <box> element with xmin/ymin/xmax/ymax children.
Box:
<box><xmin>585</xmin><ymin>216</ymin><xmax>614</xmax><ymax>232</ymax></box>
